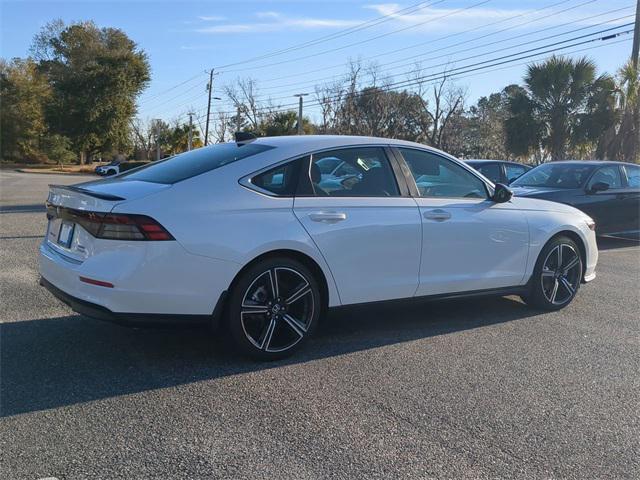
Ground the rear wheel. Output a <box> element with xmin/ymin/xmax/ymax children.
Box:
<box><xmin>227</xmin><ymin>257</ymin><xmax>321</xmax><ymax>360</ymax></box>
<box><xmin>521</xmin><ymin>236</ymin><xmax>583</xmax><ymax>311</ymax></box>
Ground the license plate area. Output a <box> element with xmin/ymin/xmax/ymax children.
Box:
<box><xmin>57</xmin><ymin>221</ymin><xmax>75</xmax><ymax>248</ymax></box>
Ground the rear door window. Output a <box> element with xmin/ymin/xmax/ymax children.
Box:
<box><xmin>309</xmin><ymin>147</ymin><xmax>399</xmax><ymax>197</ymax></box>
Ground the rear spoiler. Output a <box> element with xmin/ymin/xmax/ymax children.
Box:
<box><xmin>49</xmin><ymin>184</ymin><xmax>126</xmax><ymax>201</ymax></box>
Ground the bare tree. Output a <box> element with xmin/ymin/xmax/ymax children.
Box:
<box><xmin>411</xmin><ymin>64</ymin><xmax>467</xmax><ymax>148</ymax></box>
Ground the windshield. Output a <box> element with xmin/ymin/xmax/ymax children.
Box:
<box><xmin>119</xmin><ymin>142</ymin><xmax>274</xmax><ymax>184</ymax></box>
<box><xmin>511</xmin><ymin>163</ymin><xmax>594</xmax><ymax>189</ymax></box>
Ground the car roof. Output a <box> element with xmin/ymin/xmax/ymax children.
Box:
<box><xmin>537</xmin><ymin>160</ymin><xmax>628</xmax><ymax>166</ymax></box>
<box><xmin>465</xmin><ymin>159</ymin><xmax>528</xmax><ymax>165</ymax></box>
<box><xmin>248</xmin><ymin>135</ymin><xmax>447</xmax><ymax>158</ymax></box>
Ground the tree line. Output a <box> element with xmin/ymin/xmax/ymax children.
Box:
<box><xmin>1</xmin><ymin>20</ymin><xmax>638</xmax><ymax>164</ymax></box>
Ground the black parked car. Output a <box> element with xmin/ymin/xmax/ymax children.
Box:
<box><xmin>510</xmin><ymin>161</ymin><xmax>640</xmax><ymax>235</ymax></box>
<box><xmin>465</xmin><ymin>159</ymin><xmax>532</xmax><ymax>184</ymax></box>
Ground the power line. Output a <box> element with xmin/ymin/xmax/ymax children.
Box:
<box><xmin>163</xmin><ymin>19</ymin><xmax>633</xmax><ymax>116</ymax></box>
<box><xmin>213</xmin><ymin>0</ymin><xmax>449</xmax><ymax>69</ymax></box>
<box><xmin>138</xmin><ymin>72</ymin><xmax>207</xmax><ymax>104</ymax></box>
<box><xmin>252</xmin><ymin>12</ymin><xmax>635</xmax><ymax>97</ymax></box>
<box><xmin>193</xmin><ymin>27</ymin><xmax>632</xmax><ymax>117</ymax></box>
<box><xmin>138</xmin><ymin>0</ymin><xmax>585</xmax><ymax>111</ymax></box>
<box><xmin>220</xmin><ymin>0</ymin><xmax>492</xmax><ymax>74</ymax></box>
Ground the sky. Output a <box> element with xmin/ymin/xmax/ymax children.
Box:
<box><xmin>0</xmin><ymin>0</ymin><xmax>636</xmax><ymax>129</ymax></box>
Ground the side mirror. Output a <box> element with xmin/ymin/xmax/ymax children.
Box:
<box><xmin>589</xmin><ymin>181</ymin><xmax>609</xmax><ymax>193</ymax></box>
<box><xmin>492</xmin><ymin>183</ymin><xmax>513</xmax><ymax>203</ymax></box>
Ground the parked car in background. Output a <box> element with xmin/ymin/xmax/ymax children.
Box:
<box><xmin>465</xmin><ymin>159</ymin><xmax>532</xmax><ymax>185</ymax></box>
<box><xmin>40</xmin><ymin>136</ymin><xmax>599</xmax><ymax>360</ymax></box>
<box><xmin>95</xmin><ymin>160</ymin><xmax>121</xmax><ymax>176</ymax></box>
<box><xmin>511</xmin><ymin>160</ymin><xmax>640</xmax><ymax>236</ymax></box>
<box><xmin>95</xmin><ymin>160</ymin><xmax>149</xmax><ymax>176</ymax></box>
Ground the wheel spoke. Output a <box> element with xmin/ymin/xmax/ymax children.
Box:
<box><xmin>557</xmin><ymin>245</ymin><xmax>563</xmax><ymax>268</ymax></box>
<box><xmin>541</xmin><ymin>268</ymin><xmax>555</xmax><ymax>278</ymax></box>
<box><xmin>549</xmin><ymin>279</ymin><xmax>559</xmax><ymax>303</ymax></box>
<box><xmin>241</xmin><ymin>305</ymin><xmax>268</xmax><ymax>314</ymax></box>
<box><xmin>563</xmin><ymin>256</ymin><xmax>579</xmax><ymax>273</ymax></box>
<box><xmin>285</xmin><ymin>284</ymin><xmax>311</xmax><ymax>305</ymax></box>
<box><xmin>259</xmin><ymin>317</ymin><xmax>277</xmax><ymax>351</ymax></box>
<box><xmin>560</xmin><ymin>276</ymin><xmax>575</xmax><ymax>296</ymax></box>
<box><xmin>269</xmin><ymin>269</ymin><xmax>279</xmax><ymax>299</ymax></box>
<box><xmin>282</xmin><ymin>314</ymin><xmax>306</xmax><ymax>337</ymax></box>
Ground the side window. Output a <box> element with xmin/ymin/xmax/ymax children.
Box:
<box><xmin>587</xmin><ymin>166</ymin><xmax>622</xmax><ymax>190</ymax></box>
<box><xmin>476</xmin><ymin>164</ymin><xmax>501</xmax><ymax>183</ymax></box>
<box><xmin>251</xmin><ymin>159</ymin><xmax>301</xmax><ymax>196</ymax></box>
<box><xmin>400</xmin><ymin>148</ymin><xmax>487</xmax><ymax>199</ymax></box>
<box><xmin>624</xmin><ymin>164</ymin><xmax>640</xmax><ymax>188</ymax></box>
<box><xmin>505</xmin><ymin>164</ymin><xmax>526</xmax><ymax>183</ymax></box>
<box><xmin>310</xmin><ymin>147</ymin><xmax>399</xmax><ymax>197</ymax></box>
<box><xmin>316</xmin><ymin>157</ymin><xmax>341</xmax><ymax>175</ymax></box>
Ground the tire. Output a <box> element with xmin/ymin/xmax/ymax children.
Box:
<box><xmin>521</xmin><ymin>235</ymin><xmax>583</xmax><ymax>311</ymax></box>
<box><xmin>227</xmin><ymin>257</ymin><xmax>321</xmax><ymax>360</ymax></box>
<box><xmin>106</xmin><ymin>169</ymin><xmax>117</xmax><ymax>176</ymax></box>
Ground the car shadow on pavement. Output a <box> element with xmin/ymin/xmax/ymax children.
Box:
<box><xmin>1</xmin><ymin>295</ymin><xmax>542</xmax><ymax>417</ymax></box>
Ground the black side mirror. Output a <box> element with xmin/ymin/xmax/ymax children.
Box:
<box><xmin>589</xmin><ymin>181</ymin><xmax>609</xmax><ymax>193</ymax></box>
<box><xmin>492</xmin><ymin>183</ymin><xmax>513</xmax><ymax>203</ymax></box>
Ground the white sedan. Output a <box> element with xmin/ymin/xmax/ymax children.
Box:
<box><xmin>39</xmin><ymin>135</ymin><xmax>598</xmax><ymax>359</ymax></box>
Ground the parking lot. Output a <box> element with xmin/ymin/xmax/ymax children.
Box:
<box><xmin>1</xmin><ymin>169</ymin><xmax>639</xmax><ymax>479</ymax></box>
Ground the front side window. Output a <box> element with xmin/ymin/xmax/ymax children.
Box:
<box><xmin>475</xmin><ymin>163</ymin><xmax>501</xmax><ymax>183</ymax></box>
<box><xmin>120</xmin><ymin>142</ymin><xmax>274</xmax><ymax>184</ymax></box>
<box><xmin>587</xmin><ymin>166</ymin><xmax>622</xmax><ymax>190</ymax></box>
<box><xmin>400</xmin><ymin>148</ymin><xmax>487</xmax><ymax>199</ymax></box>
<box><xmin>624</xmin><ymin>164</ymin><xmax>640</xmax><ymax>188</ymax></box>
<box><xmin>309</xmin><ymin>147</ymin><xmax>399</xmax><ymax>197</ymax></box>
<box><xmin>505</xmin><ymin>164</ymin><xmax>527</xmax><ymax>183</ymax></box>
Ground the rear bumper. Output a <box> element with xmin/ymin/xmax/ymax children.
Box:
<box><xmin>40</xmin><ymin>276</ymin><xmax>226</xmax><ymax>328</ymax></box>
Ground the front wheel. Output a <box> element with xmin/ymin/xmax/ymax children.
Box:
<box><xmin>227</xmin><ymin>257</ymin><xmax>321</xmax><ymax>360</ymax></box>
<box><xmin>521</xmin><ymin>236</ymin><xmax>583</xmax><ymax>311</ymax></box>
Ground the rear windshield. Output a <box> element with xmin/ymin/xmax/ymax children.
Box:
<box><xmin>119</xmin><ymin>142</ymin><xmax>274</xmax><ymax>184</ymax></box>
<box><xmin>511</xmin><ymin>163</ymin><xmax>594</xmax><ymax>189</ymax></box>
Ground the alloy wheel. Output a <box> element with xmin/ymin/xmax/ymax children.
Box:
<box><xmin>540</xmin><ymin>243</ymin><xmax>581</xmax><ymax>305</ymax></box>
<box><xmin>240</xmin><ymin>267</ymin><xmax>315</xmax><ymax>353</ymax></box>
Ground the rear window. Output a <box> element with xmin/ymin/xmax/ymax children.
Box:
<box><xmin>120</xmin><ymin>142</ymin><xmax>274</xmax><ymax>184</ymax></box>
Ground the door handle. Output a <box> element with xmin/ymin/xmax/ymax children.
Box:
<box><xmin>423</xmin><ymin>209</ymin><xmax>451</xmax><ymax>222</ymax></box>
<box><xmin>309</xmin><ymin>211</ymin><xmax>347</xmax><ymax>223</ymax></box>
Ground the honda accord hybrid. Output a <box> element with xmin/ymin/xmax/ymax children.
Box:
<box><xmin>40</xmin><ymin>135</ymin><xmax>598</xmax><ymax>359</ymax></box>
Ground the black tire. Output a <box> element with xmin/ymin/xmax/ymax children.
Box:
<box><xmin>227</xmin><ymin>257</ymin><xmax>321</xmax><ymax>360</ymax></box>
<box><xmin>521</xmin><ymin>235</ymin><xmax>583</xmax><ymax>311</ymax></box>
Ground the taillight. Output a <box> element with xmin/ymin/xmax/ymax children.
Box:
<box><xmin>47</xmin><ymin>204</ymin><xmax>174</xmax><ymax>241</ymax></box>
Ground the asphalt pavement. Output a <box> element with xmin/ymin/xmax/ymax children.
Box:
<box><xmin>1</xmin><ymin>170</ymin><xmax>639</xmax><ymax>479</ymax></box>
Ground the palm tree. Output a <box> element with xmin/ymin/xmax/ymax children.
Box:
<box><xmin>506</xmin><ymin>56</ymin><xmax>615</xmax><ymax>161</ymax></box>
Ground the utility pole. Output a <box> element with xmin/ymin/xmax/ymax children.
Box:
<box><xmin>188</xmin><ymin>112</ymin><xmax>194</xmax><ymax>151</ymax></box>
<box><xmin>203</xmin><ymin>70</ymin><xmax>220</xmax><ymax>146</ymax></box>
<box><xmin>633</xmin><ymin>0</ymin><xmax>640</xmax><ymax>69</ymax></box>
<box><xmin>293</xmin><ymin>93</ymin><xmax>309</xmax><ymax>135</ymax></box>
<box><xmin>204</xmin><ymin>70</ymin><xmax>214</xmax><ymax>146</ymax></box>
<box><xmin>153</xmin><ymin>119</ymin><xmax>161</xmax><ymax>161</ymax></box>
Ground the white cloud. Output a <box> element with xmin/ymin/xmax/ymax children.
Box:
<box><xmin>195</xmin><ymin>12</ymin><xmax>361</xmax><ymax>34</ymax></box>
<box><xmin>364</xmin><ymin>3</ymin><xmax>630</xmax><ymax>32</ymax></box>
<box><xmin>198</xmin><ymin>15</ymin><xmax>226</xmax><ymax>22</ymax></box>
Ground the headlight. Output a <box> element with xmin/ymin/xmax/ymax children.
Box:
<box><xmin>585</xmin><ymin>218</ymin><xmax>596</xmax><ymax>231</ymax></box>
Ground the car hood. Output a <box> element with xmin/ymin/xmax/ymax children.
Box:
<box><xmin>508</xmin><ymin>195</ymin><xmax>588</xmax><ymax>217</ymax></box>
<box><xmin>510</xmin><ymin>185</ymin><xmax>578</xmax><ymax>197</ymax></box>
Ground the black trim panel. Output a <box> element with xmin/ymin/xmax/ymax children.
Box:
<box><xmin>40</xmin><ymin>276</ymin><xmax>224</xmax><ymax>329</ymax></box>
<box><xmin>329</xmin><ymin>285</ymin><xmax>529</xmax><ymax>312</ymax></box>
